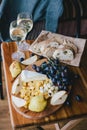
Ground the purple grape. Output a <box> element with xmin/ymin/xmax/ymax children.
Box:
<box><xmin>36</xmin><ymin>66</ymin><xmax>41</xmax><ymax>72</ymax></box>
<box><xmin>30</xmin><ymin>53</ymin><xmax>35</xmax><ymax>57</ymax></box>
<box><xmin>75</xmin><ymin>95</ymin><xmax>82</xmax><ymax>102</ymax></box>
<box><xmin>20</xmin><ymin>57</ymin><xmax>24</xmax><ymax>62</ymax></box>
<box><xmin>65</xmin><ymin>100</ymin><xmax>71</xmax><ymax>106</ymax></box>
<box><xmin>32</xmin><ymin>64</ymin><xmax>37</xmax><ymax>70</ymax></box>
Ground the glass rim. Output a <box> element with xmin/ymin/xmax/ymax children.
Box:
<box><xmin>17</xmin><ymin>12</ymin><xmax>32</xmax><ymax>19</ymax></box>
<box><xmin>10</xmin><ymin>20</ymin><xmax>17</xmax><ymax>27</ymax></box>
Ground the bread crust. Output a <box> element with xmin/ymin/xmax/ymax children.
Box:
<box><xmin>43</xmin><ymin>47</ymin><xmax>55</xmax><ymax>58</ymax></box>
<box><xmin>63</xmin><ymin>39</ymin><xmax>78</xmax><ymax>53</ymax></box>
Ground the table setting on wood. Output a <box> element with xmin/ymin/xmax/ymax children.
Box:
<box><xmin>1</xmin><ymin>29</ymin><xmax>87</xmax><ymax>129</ymax></box>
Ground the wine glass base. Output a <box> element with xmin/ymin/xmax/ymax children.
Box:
<box><xmin>12</xmin><ymin>51</ymin><xmax>25</xmax><ymax>61</ymax></box>
<box><xmin>18</xmin><ymin>41</ymin><xmax>30</xmax><ymax>51</ymax></box>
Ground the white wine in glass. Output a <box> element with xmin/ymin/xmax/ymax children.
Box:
<box><xmin>17</xmin><ymin>12</ymin><xmax>33</xmax><ymax>51</ymax></box>
<box><xmin>10</xmin><ymin>20</ymin><xmax>27</xmax><ymax>61</ymax></box>
<box><xmin>17</xmin><ymin>12</ymin><xmax>33</xmax><ymax>33</ymax></box>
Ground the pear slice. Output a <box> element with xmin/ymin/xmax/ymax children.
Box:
<box><xmin>21</xmin><ymin>70</ymin><xmax>47</xmax><ymax>82</ymax></box>
<box><xmin>12</xmin><ymin>78</ymin><xmax>22</xmax><ymax>94</ymax></box>
<box><xmin>28</xmin><ymin>95</ymin><xmax>47</xmax><ymax>112</ymax></box>
<box><xmin>21</xmin><ymin>55</ymin><xmax>38</xmax><ymax>65</ymax></box>
<box><xmin>11</xmin><ymin>95</ymin><xmax>26</xmax><ymax>108</ymax></box>
<box><xmin>50</xmin><ymin>90</ymin><xmax>68</xmax><ymax>105</ymax></box>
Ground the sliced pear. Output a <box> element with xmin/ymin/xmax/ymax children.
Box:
<box><xmin>21</xmin><ymin>70</ymin><xmax>47</xmax><ymax>82</ymax></box>
<box><xmin>28</xmin><ymin>95</ymin><xmax>47</xmax><ymax>112</ymax></box>
<box><xmin>50</xmin><ymin>90</ymin><xmax>68</xmax><ymax>105</ymax></box>
<box><xmin>9</xmin><ymin>61</ymin><xmax>22</xmax><ymax>78</ymax></box>
<box><xmin>12</xmin><ymin>78</ymin><xmax>22</xmax><ymax>94</ymax></box>
<box><xmin>21</xmin><ymin>55</ymin><xmax>38</xmax><ymax>65</ymax></box>
<box><xmin>11</xmin><ymin>95</ymin><xmax>26</xmax><ymax>108</ymax></box>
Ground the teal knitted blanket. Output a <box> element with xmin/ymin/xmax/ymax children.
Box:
<box><xmin>0</xmin><ymin>0</ymin><xmax>63</xmax><ymax>41</ymax></box>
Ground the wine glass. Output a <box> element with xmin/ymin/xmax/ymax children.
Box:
<box><xmin>17</xmin><ymin>12</ymin><xmax>33</xmax><ymax>51</ymax></box>
<box><xmin>9</xmin><ymin>20</ymin><xmax>27</xmax><ymax>61</ymax></box>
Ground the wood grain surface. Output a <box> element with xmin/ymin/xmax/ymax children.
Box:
<box><xmin>1</xmin><ymin>40</ymin><xmax>87</xmax><ymax>129</ymax></box>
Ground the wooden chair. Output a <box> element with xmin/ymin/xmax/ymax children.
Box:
<box><xmin>54</xmin><ymin>119</ymin><xmax>84</xmax><ymax>130</ymax></box>
<box><xmin>27</xmin><ymin>0</ymin><xmax>82</xmax><ymax>40</ymax></box>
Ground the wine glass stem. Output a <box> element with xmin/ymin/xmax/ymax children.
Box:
<box><xmin>16</xmin><ymin>41</ymin><xmax>21</xmax><ymax>51</ymax></box>
<box><xmin>12</xmin><ymin>41</ymin><xmax>25</xmax><ymax>61</ymax></box>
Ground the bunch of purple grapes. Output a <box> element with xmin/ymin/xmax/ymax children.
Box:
<box><xmin>32</xmin><ymin>58</ymin><xmax>73</xmax><ymax>92</ymax></box>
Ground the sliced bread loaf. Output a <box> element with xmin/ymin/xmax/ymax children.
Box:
<box><xmin>53</xmin><ymin>47</ymin><xmax>74</xmax><ymax>61</ymax></box>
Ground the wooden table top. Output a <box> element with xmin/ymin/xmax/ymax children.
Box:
<box><xmin>1</xmin><ymin>40</ymin><xmax>87</xmax><ymax>129</ymax></box>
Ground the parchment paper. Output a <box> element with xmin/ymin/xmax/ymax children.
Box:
<box><xmin>29</xmin><ymin>30</ymin><xmax>86</xmax><ymax>67</ymax></box>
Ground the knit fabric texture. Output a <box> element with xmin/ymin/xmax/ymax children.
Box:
<box><xmin>0</xmin><ymin>0</ymin><xmax>63</xmax><ymax>41</ymax></box>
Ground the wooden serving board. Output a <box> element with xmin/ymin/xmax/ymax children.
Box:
<box><xmin>1</xmin><ymin>40</ymin><xmax>87</xmax><ymax>128</ymax></box>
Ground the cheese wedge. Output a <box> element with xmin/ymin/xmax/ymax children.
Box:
<box><xmin>50</xmin><ymin>90</ymin><xmax>68</xmax><ymax>105</ymax></box>
<box><xmin>12</xmin><ymin>95</ymin><xmax>26</xmax><ymax>107</ymax></box>
<box><xmin>21</xmin><ymin>70</ymin><xmax>47</xmax><ymax>82</ymax></box>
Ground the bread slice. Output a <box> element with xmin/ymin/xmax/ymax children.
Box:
<box><xmin>63</xmin><ymin>39</ymin><xmax>78</xmax><ymax>53</ymax></box>
<box><xmin>53</xmin><ymin>47</ymin><xmax>74</xmax><ymax>61</ymax></box>
<box><xmin>37</xmin><ymin>32</ymin><xmax>49</xmax><ymax>43</ymax></box>
<box><xmin>33</xmin><ymin>38</ymin><xmax>59</xmax><ymax>54</ymax></box>
<box><xmin>46</xmin><ymin>41</ymin><xmax>60</xmax><ymax>48</ymax></box>
<box><xmin>54</xmin><ymin>37</ymin><xmax>63</xmax><ymax>44</ymax></box>
<box><xmin>43</xmin><ymin>47</ymin><xmax>56</xmax><ymax>58</ymax></box>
